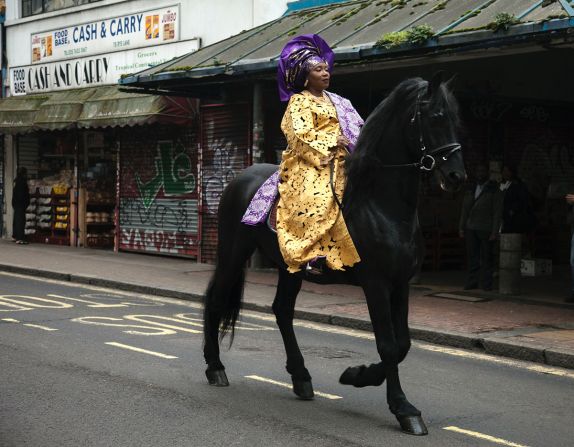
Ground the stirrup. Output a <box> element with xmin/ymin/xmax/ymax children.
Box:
<box><xmin>305</xmin><ymin>257</ymin><xmax>326</xmax><ymax>275</ymax></box>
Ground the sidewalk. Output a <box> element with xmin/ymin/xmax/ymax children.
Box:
<box><xmin>0</xmin><ymin>239</ymin><xmax>573</xmax><ymax>369</ymax></box>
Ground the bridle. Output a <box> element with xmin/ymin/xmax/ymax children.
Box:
<box><xmin>330</xmin><ymin>91</ymin><xmax>461</xmax><ymax>210</ymax></box>
<box><xmin>378</xmin><ymin>93</ymin><xmax>461</xmax><ymax>171</ymax></box>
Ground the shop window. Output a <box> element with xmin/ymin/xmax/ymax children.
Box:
<box><xmin>22</xmin><ymin>0</ymin><xmax>101</xmax><ymax>17</ymax></box>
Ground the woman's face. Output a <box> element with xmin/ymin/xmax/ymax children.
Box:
<box><xmin>306</xmin><ymin>62</ymin><xmax>330</xmax><ymax>92</ymax></box>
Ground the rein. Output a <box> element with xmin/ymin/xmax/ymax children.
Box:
<box><xmin>329</xmin><ymin>91</ymin><xmax>461</xmax><ymax>211</ymax></box>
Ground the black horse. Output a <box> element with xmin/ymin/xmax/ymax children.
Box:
<box><xmin>202</xmin><ymin>75</ymin><xmax>465</xmax><ymax>436</ymax></box>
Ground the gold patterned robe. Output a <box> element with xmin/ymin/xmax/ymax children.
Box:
<box><xmin>277</xmin><ymin>90</ymin><xmax>360</xmax><ymax>273</ymax></box>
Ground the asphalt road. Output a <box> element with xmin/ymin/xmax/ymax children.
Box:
<box><xmin>0</xmin><ymin>271</ymin><xmax>572</xmax><ymax>447</ymax></box>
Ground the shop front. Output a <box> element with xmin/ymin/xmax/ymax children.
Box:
<box><xmin>0</xmin><ymin>86</ymin><xmax>199</xmax><ymax>253</ymax></box>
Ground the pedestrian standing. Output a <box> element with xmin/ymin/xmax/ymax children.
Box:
<box><xmin>12</xmin><ymin>167</ymin><xmax>30</xmax><ymax>245</ymax></box>
<box><xmin>500</xmin><ymin>165</ymin><xmax>536</xmax><ymax>235</ymax></box>
<box><xmin>459</xmin><ymin>164</ymin><xmax>503</xmax><ymax>291</ymax></box>
<box><xmin>566</xmin><ymin>192</ymin><xmax>574</xmax><ymax>303</ymax></box>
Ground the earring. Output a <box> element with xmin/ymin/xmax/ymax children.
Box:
<box><xmin>304</xmin><ymin>79</ymin><xmax>309</xmax><ymax>87</ymax></box>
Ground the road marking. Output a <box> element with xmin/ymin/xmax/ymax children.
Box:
<box><xmin>419</xmin><ymin>344</ymin><xmax>574</xmax><ymax>380</ymax></box>
<box><xmin>22</xmin><ymin>323</ymin><xmax>58</xmax><ymax>332</ymax></box>
<box><xmin>48</xmin><ymin>293</ymin><xmax>129</xmax><ymax>308</ymax></box>
<box><xmin>2</xmin><ymin>271</ymin><xmax>571</xmax><ymax>380</ymax></box>
<box><xmin>245</xmin><ymin>375</ymin><xmax>342</xmax><ymax>400</ymax></box>
<box><xmin>105</xmin><ymin>342</ymin><xmax>178</xmax><ymax>359</ymax></box>
<box><xmin>443</xmin><ymin>426</ymin><xmax>530</xmax><ymax>447</ymax></box>
<box><xmin>1</xmin><ymin>318</ymin><xmax>20</xmax><ymax>323</ymax></box>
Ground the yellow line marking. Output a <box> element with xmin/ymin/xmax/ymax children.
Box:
<box><xmin>245</xmin><ymin>375</ymin><xmax>342</xmax><ymax>400</ymax></box>
<box><xmin>105</xmin><ymin>342</ymin><xmax>178</xmax><ymax>359</ymax></box>
<box><xmin>1</xmin><ymin>318</ymin><xmax>20</xmax><ymax>323</ymax></box>
<box><xmin>22</xmin><ymin>323</ymin><xmax>58</xmax><ymax>331</ymax></box>
<box><xmin>443</xmin><ymin>426</ymin><xmax>530</xmax><ymax>447</ymax></box>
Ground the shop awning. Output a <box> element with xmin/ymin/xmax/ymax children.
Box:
<box><xmin>34</xmin><ymin>88</ymin><xmax>98</xmax><ymax>131</ymax></box>
<box><xmin>0</xmin><ymin>94</ymin><xmax>50</xmax><ymax>134</ymax></box>
<box><xmin>0</xmin><ymin>86</ymin><xmax>198</xmax><ymax>134</ymax></box>
<box><xmin>77</xmin><ymin>86</ymin><xmax>197</xmax><ymax>128</ymax></box>
<box><xmin>119</xmin><ymin>0</ymin><xmax>574</xmax><ymax>91</ymax></box>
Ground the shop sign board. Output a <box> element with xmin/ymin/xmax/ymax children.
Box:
<box><xmin>10</xmin><ymin>39</ymin><xmax>199</xmax><ymax>96</ymax></box>
<box><xmin>31</xmin><ymin>5</ymin><xmax>180</xmax><ymax>64</ymax></box>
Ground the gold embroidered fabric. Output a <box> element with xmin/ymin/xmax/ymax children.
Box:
<box><xmin>277</xmin><ymin>90</ymin><xmax>360</xmax><ymax>273</ymax></box>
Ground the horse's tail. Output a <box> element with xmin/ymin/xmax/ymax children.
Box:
<box><xmin>203</xmin><ymin>180</ymin><xmax>253</xmax><ymax>346</ymax></box>
<box><xmin>203</xmin><ymin>262</ymin><xmax>246</xmax><ymax>345</ymax></box>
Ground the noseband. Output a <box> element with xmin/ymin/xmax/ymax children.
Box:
<box><xmin>380</xmin><ymin>93</ymin><xmax>461</xmax><ymax>171</ymax></box>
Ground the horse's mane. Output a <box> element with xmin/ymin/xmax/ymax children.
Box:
<box><xmin>345</xmin><ymin>77</ymin><xmax>459</xmax><ymax>209</ymax></box>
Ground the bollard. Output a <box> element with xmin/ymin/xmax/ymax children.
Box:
<box><xmin>499</xmin><ymin>233</ymin><xmax>522</xmax><ymax>294</ymax></box>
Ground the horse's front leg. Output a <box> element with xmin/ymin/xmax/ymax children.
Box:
<box><xmin>361</xmin><ymin>277</ymin><xmax>427</xmax><ymax>436</ymax></box>
<box><xmin>272</xmin><ymin>268</ymin><xmax>314</xmax><ymax>400</ymax></box>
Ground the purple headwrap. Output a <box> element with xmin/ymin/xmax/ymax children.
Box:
<box><xmin>277</xmin><ymin>34</ymin><xmax>335</xmax><ymax>102</ymax></box>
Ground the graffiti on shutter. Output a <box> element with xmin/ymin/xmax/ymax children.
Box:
<box><xmin>119</xmin><ymin>125</ymin><xmax>200</xmax><ymax>256</ymax></box>
<box><xmin>200</xmin><ymin>104</ymin><xmax>251</xmax><ymax>263</ymax></box>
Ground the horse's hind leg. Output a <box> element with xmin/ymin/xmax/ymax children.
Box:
<box><xmin>272</xmin><ymin>268</ymin><xmax>314</xmax><ymax>400</ymax></box>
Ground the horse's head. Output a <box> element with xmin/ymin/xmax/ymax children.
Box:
<box><xmin>412</xmin><ymin>73</ymin><xmax>466</xmax><ymax>192</ymax></box>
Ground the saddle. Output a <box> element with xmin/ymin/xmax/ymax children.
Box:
<box><xmin>266</xmin><ymin>199</ymin><xmax>279</xmax><ymax>233</ymax></box>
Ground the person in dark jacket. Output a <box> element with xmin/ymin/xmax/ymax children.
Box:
<box><xmin>500</xmin><ymin>165</ymin><xmax>536</xmax><ymax>234</ymax></box>
<box><xmin>12</xmin><ymin>167</ymin><xmax>30</xmax><ymax>245</ymax></box>
<box><xmin>459</xmin><ymin>163</ymin><xmax>503</xmax><ymax>291</ymax></box>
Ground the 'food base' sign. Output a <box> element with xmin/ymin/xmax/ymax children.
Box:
<box><xmin>10</xmin><ymin>39</ymin><xmax>199</xmax><ymax>96</ymax></box>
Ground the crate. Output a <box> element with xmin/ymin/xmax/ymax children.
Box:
<box><xmin>520</xmin><ymin>258</ymin><xmax>552</xmax><ymax>277</ymax></box>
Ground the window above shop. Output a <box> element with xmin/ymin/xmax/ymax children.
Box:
<box><xmin>21</xmin><ymin>0</ymin><xmax>102</xmax><ymax>18</ymax></box>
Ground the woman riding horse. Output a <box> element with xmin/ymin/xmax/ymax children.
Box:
<box><xmin>202</xmin><ymin>33</ymin><xmax>465</xmax><ymax>437</ymax></box>
<box><xmin>275</xmin><ymin>34</ymin><xmax>363</xmax><ymax>274</ymax></box>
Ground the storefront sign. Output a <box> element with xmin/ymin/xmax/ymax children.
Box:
<box><xmin>10</xmin><ymin>39</ymin><xmax>199</xmax><ymax>96</ymax></box>
<box><xmin>31</xmin><ymin>5</ymin><xmax>180</xmax><ymax>64</ymax></box>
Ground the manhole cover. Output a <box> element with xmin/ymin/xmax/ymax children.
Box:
<box><xmin>430</xmin><ymin>293</ymin><xmax>489</xmax><ymax>303</ymax></box>
<box><xmin>301</xmin><ymin>347</ymin><xmax>357</xmax><ymax>359</ymax></box>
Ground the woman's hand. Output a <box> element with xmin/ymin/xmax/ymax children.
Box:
<box><xmin>337</xmin><ymin>135</ymin><xmax>350</xmax><ymax>148</ymax></box>
<box><xmin>320</xmin><ymin>152</ymin><xmax>335</xmax><ymax>166</ymax></box>
<box><xmin>566</xmin><ymin>194</ymin><xmax>574</xmax><ymax>204</ymax></box>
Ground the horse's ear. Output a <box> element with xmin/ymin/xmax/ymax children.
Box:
<box><xmin>445</xmin><ymin>73</ymin><xmax>458</xmax><ymax>91</ymax></box>
<box><xmin>428</xmin><ymin>71</ymin><xmax>445</xmax><ymax>96</ymax></box>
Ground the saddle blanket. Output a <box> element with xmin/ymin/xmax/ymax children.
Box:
<box><xmin>241</xmin><ymin>170</ymin><xmax>280</xmax><ymax>227</ymax></box>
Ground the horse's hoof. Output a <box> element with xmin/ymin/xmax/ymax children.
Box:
<box><xmin>206</xmin><ymin>369</ymin><xmax>229</xmax><ymax>387</ymax></box>
<box><xmin>339</xmin><ymin>364</ymin><xmax>385</xmax><ymax>387</ymax></box>
<box><xmin>396</xmin><ymin>415</ymin><xmax>428</xmax><ymax>436</ymax></box>
<box><xmin>292</xmin><ymin>379</ymin><xmax>314</xmax><ymax>400</ymax></box>
<box><xmin>339</xmin><ymin>365</ymin><xmax>367</xmax><ymax>387</ymax></box>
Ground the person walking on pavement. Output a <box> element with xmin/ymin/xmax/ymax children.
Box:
<box><xmin>459</xmin><ymin>163</ymin><xmax>502</xmax><ymax>291</ymax></box>
<box><xmin>12</xmin><ymin>167</ymin><xmax>30</xmax><ymax>245</ymax></box>
<box><xmin>566</xmin><ymin>192</ymin><xmax>574</xmax><ymax>303</ymax></box>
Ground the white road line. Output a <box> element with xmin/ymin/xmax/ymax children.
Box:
<box><xmin>22</xmin><ymin>323</ymin><xmax>58</xmax><ymax>332</ymax></box>
<box><xmin>245</xmin><ymin>375</ymin><xmax>342</xmax><ymax>400</ymax></box>
<box><xmin>105</xmin><ymin>342</ymin><xmax>178</xmax><ymax>359</ymax></box>
<box><xmin>2</xmin><ymin>271</ymin><xmax>571</xmax><ymax>380</ymax></box>
<box><xmin>443</xmin><ymin>426</ymin><xmax>530</xmax><ymax>447</ymax></box>
<box><xmin>419</xmin><ymin>344</ymin><xmax>574</xmax><ymax>380</ymax></box>
<box><xmin>1</xmin><ymin>318</ymin><xmax>20</xmax><ymax>323</ymax></box>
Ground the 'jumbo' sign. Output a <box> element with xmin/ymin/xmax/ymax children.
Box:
<box><xmin>10</xmin><ymin>39</ymin><xmax>199</xmax><ymax>95</ymax></box>
<box><xmin>31</xmin><ymin>5</ymin><xmax>180</xmax><ymax>64</ymax></box>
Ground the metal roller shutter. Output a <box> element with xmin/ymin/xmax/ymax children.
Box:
<box><xmin>17</xmin><ymin>134</ymin><xmax>39</xmax><ymax>179</ymax></box>
<box><xmin>119</xmin><ymin>124</ymin><xmax>200</xmax><ymax>257</ymax></box>
<box><xmin>199</xmin><ymin>104</ymin><xmax>251</xmax><ymax>263</ymax></box>
<box><xmin>0</xmin><ymin>139</ymin><xmax>4</xmax><ymax>237</ymax></box>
